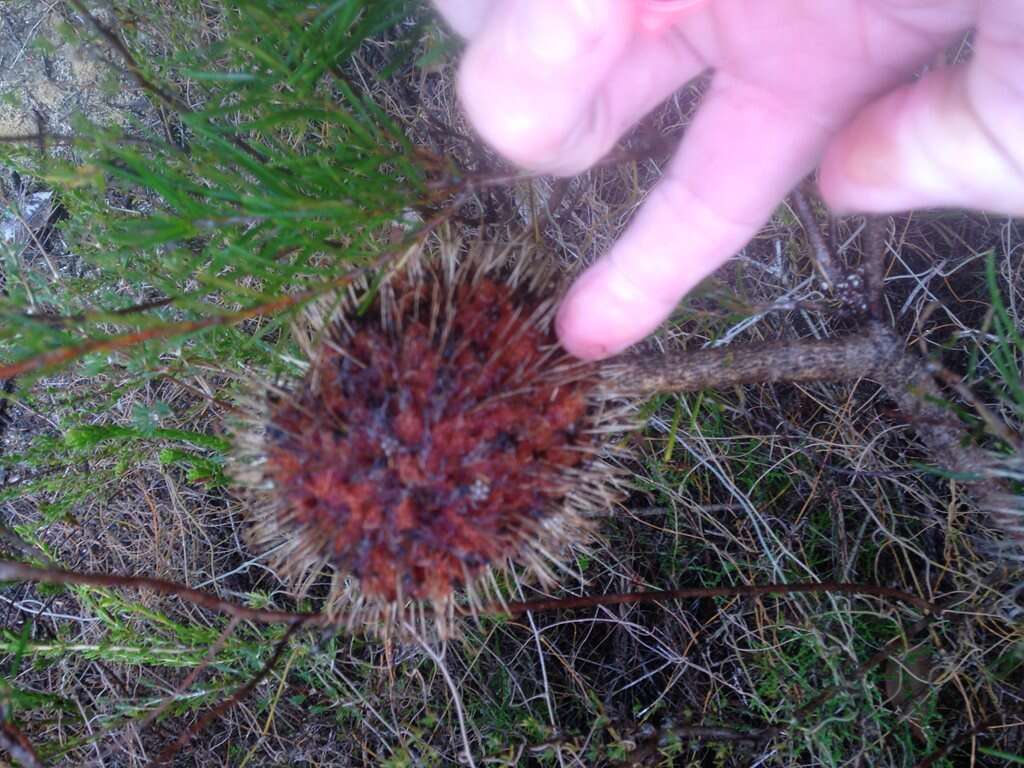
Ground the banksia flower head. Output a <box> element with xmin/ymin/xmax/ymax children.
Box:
<box><xmin>232</xmin><ymin>239</ymin><xmax>624</xmax><ymax>637</ymax></box>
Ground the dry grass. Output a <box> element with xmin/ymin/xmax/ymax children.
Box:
<box><xmin>0</xmin><ymin>4</ymin><xmax>1021</xmax><ymax>766</ymax></box>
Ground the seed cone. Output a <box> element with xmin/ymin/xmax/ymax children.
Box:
<box><xmin>232</xmin><ymin>240</ymin><xmax>625</xmax><ymax>637</ymax></box>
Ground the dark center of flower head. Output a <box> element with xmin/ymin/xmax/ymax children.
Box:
<box><xmin>262</xmin><ymin>272</ymin><xmax>600</xmax><ymax>614</ymax></box>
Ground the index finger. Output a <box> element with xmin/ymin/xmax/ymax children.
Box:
<box><xmin>556</xmin><ymin>78</ymin><xmax>834</xmax><ymax>359</ymax></box>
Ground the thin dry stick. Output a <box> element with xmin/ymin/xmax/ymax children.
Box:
<box><xmin>0</xmin><ymin>561</ymin><xmax>324</xmax><ymax>626</ymax></box>
<box><xmin>0</xmin><ymin>132</ymin><xmax>79</xmax><ymax>146</ymax></box>
<box><xmin>754</xmin><ymin>614</ymin><xmax>937</xmax><ymax>744</ymax></box>
<box><xmin>19</xmin><ymin>296</ymin><xmax>177</xmax><ymax>328</ymax></box>
<box><xmin>791</xmin><ymin>181</ymin><xmax>840</xmax><ymax>287</ymax></box>
<box><xmin>409</xmin><ymin>630</ymin><xmax>479</xmax><ymax>768</ymax></box>
<box><xmin>912</xmin><ymin>715</ymin><xmax>1006</xmax><ymax>768</ymax></box>
<box><xmin>624</xmin><ymin>722</ymin><xmax>763</xmax><ymax>764</ymax></box>
<box><xmin>503</xmin><ymin>580</ymin><xmax>936</xmax><ymax>617</ymax></box>
<box><xmin>1</xmin><ymin>560</ymin><xmax>936</xmax><ymax>629</ymax></box>
<box><xmin>0</xmin><ymin>721</ymin><xmax>43</xmax><ymax>768</ymax></box>
<box><xmin>0</xmin><ymin>132</ymin><xmax>161</xmax><ymax>148</ymax></box>
<box><xmin>65</xmin><ymin>0</ymin><xmax>190</xmax><ymax>116</ymax></box>
<box><xmin>933</xmin><ymin>363</ymin><xmax>1023</xmax><ymax>450</ymax></box>
<box><xmin>661</xmin><ymin>724</ymin><xmax>762</xmax><ymax>744</ymax></box>
<box><xmin>149</xmin><ymin>622</ymin><xmax>302</xmax><ymax>767</ymax></box>
<box><xmin>862</xmin><ymin>215</ymin><xmax>889</xmax><ymax>320</ymax></box>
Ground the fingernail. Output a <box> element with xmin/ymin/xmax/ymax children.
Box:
<box><xmin>637</xmin><ymin>0</ymin><xmax>709</xmax><ymax>33</ymax></box>
<box><xmin>556</xmin><ymin>300</ymin><xmax>614</xmax><ymax>360</ymax></box>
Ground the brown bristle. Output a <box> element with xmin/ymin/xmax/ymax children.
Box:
<box><xmin>232</xmin><ymin>243</ymin><xmax>624</xmax><ymax>637</ymax></box>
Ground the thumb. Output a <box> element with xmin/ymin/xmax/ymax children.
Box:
<box><xmin>820</xmin><ymin>10</ymin><xmax>1024</xmax><ymax>216</ymax></box>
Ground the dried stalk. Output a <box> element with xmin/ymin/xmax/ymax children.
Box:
<box><xmin>791</xmin><ymin>181</ymin><xmax>840</xmax><ymax>287</ymax></box>
<box><xmin>862</xmin><ymin>215</ymin><xmax>890</xmax><ymax>320</ymax></box>
<box><xmin>150</xmin><ymin>622</ymin><xmax>302</xmax><ymax>767</ymax></box>
<box><xmin>0</xmin><ymin>559</ymin><xmax>936</xmax><ymax>627</ymax></box>
<box><xmin>602</xmin><ymin>321</ymin><xmax>1012</xmax><ymax>538</ymax></box>
<box><xmin>0</xmin><ymin>561</ymin><xmax>322</xmax><ymax>627</ymax></box>
<box><xmin>505</xmin><ymin>579</ymin><xmax>936</xmax><ymax>617</ymax></box>
<box><xmin>0</xmin><ymin>721</ymin><xmax>43</xmax><ymax>768</ymax></box>
<box><xmin>603</xmin><ymin>323</ymin><xmax>903</xmax><ymax>396</ymax></box>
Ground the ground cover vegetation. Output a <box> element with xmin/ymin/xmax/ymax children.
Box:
<box><xmin>0</xmin><ymin>1</ymin><xmax>1021</xmax><ymax>765</ymax></box>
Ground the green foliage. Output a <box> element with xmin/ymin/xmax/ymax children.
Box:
<box><xmin>1</xmin><ymin>0</ymin><xmax>427</xmax><ymax>382</ymax></box>
<box><xmin>0</xmin><ymin>0</ymin><xmax>435</xmax><ymax>531</ymax></box>
<box><xmin>0</xmin><ymin>1</ymin><xmax>440</xmax><ymax>759</ymax></box>
<box><xmin>982</xmin><ymin>251</ymin><xmax>1024</xmax><ymax>420</ymax></box>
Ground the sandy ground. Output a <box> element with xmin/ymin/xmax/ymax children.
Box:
<box><xmin>0</xmin><ymin>1</ymin><xmax>147</xmax><ymax>136</ymax></box>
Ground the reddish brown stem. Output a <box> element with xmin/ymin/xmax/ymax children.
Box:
<box><xmin>912</xmin><ymin>715</ymin><xmax>1007</xmax><ymax>768</ymax></box>
<box><xmin>0</xmin><ymin>561</ymin><xmax>325</xmax><ymax>627</ymax></box>
<box><xmin>791</xmin><ymin>181</ymin><xmax>840</xmax><ymax>287</ymax></box>
<box><xmin>0</xmin><ymin>208</ymin><xmax>455</xmax><ymax>381</ymax></box>
<box><xmin>862</xmin><ymin>215</ymin><xmax>890</xmax><ymax>320</ymax></box>
<box><xmin>2</xmin><ymin>559</ymin><xmax>938</xmax><ymax>630</ymax></box>
<box><xmin>0</xmin><ymin>293</ymin><xmax>302</xmax><ymax>381</ymax></box>
<box><xmin>504</xmin><ymin>580</ymin><xmax>937</xmax><ymax>617</ymax></box>
<box><xmin>0</xmin><ymin>720</ymin><xmax>43</xmax><ymax>768</ymax></box>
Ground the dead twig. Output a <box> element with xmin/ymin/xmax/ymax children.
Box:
<box><xmin>0</xmin><ymin>132</ymin><xmax>162</xmax><ymax>148</ymax></box>
<box><xmin>605</xmin><ymin>321</ymin><xmax>1014</xmax><ymax>539</ymax></box>
<box><xmin>604</xmin><ymin>324</ymin><xmax>904</xmax><ymax>396</ymax></box>
<box><xmin>0</xmin><ymin>560</ymin><xmax>325</xmax><ymax>626</ymax></box>
<box><xmin>912</xmin><ymin>715</ymin><xmax>1008</xmax><ymax>768</ymax></box>
<box><xmin>755</xmin><ymin>614</ymin><xmax>937</xmax><ymax>744</ymax></box>
<box><xmin>64</xmin><ymin>0</ymin><xmax>269</xmax><ymax>160</ymax></box>
<box><xmin>791</xmin><ymin>181</ymin><xmax>841</xmax><ymax>288</ymax></box>
<box><xmin>137</xmin><ymin>617</ymin><xmax>242</xmax><ymax>734</ymax></box>
<box><xmin>862</xmin><ymin>215</ymin><xmax>890</xmax><ymax>320</ymax></box>
<box><xmin>18</xmin><ymin>295</ymin><xmax>177</xmax><ymax>328</ymax></box>
<box><xmin>64</xmin><ymin>0</ymin><xmax>190</xmax><ymax>117</ymax></box>
<box><xmin>0</xmin><ymin>720</ymin><xmax>43</xmax><ymax>768</ymax></box>
<box><xmin>2</xmin><ymin>558</ymin><xmax>937</xmax><ymax>631</ymax></box>
<box><xmin>661</xmin><ymin>724</ymin><xmax>762</xmax><ymax>744</ymax></box>
<box><xmin>622</xmin><ymin>721</ymin><xmax>765</xmax><ymax>765</ymax></box>
<box><xmin>503</xmin><ymin>580</ymin><xmax>936</xmax><ymax>617</ymax></box>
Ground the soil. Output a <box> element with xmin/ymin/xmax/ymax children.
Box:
<box><xmin>0</xmin><ymin>2</ymin><xmax>146</xmax><ymax>137</ymax></box>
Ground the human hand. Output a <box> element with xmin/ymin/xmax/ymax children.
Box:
<box><xmin>433</xmin><ymin>0</ymin><xmax>1024</xmax><ymax>359</ymax></box>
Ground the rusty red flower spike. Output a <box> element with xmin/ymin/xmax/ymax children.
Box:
<box><xmin>234</xmin><ymin>244</ymin><xmax>623</xmax><ymax>636</ymax></box>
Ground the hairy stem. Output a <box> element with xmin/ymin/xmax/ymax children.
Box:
<box><xmin>603</xmin><ymin>323</ymin><xmax>904</xmax><ymax>395</ymax></box>
<box><xmin>603</xmin><ymin>323</ymin><xmax>1012</xmax><ymax>538</ymax></box>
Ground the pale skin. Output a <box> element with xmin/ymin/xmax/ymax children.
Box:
<box><xmin>432</xmin><ymin>0</ymin><xmax>1024</xmax><ymax>359</ymax></box>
